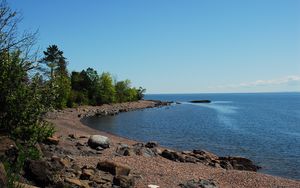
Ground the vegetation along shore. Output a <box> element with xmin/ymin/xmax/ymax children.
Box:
<box><xmin>0</xmin><ymin>1</ymin><xmax>299</xmax><ymax>187</ymax></box>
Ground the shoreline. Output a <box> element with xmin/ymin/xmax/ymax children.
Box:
<box><xmin>44</xmin><ymin>100</ymin><xmax>300</xmax><ymax>187</ymax></box>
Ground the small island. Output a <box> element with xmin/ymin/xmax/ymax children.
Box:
<box><xmin>189</xmin><ymin>100</ymin><xmax>211</xmax><ymax>103</ymax></box>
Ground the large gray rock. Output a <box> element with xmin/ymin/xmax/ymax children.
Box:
<box><xmin>88</xmin><ymin>135</ymin><xmax>110</xmax><ymax>149</ymax></box>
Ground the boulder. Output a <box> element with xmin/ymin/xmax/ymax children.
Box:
<box><xmin>218</xmin><ymin>156</ymin><xmax>260</xmax><ymax>171</ymax></box>
<box><xmin>116</xmin><ymin>144</ymin><xmax>132</xmax><ymax>156</ymax></box>
<box><xmin>145</xmin><ymin>141</ymin><xmax>158</xmax><ymax>148</ymax></box>
<box><xmin>91</xmin><ymin>171</ymin><xmax>114</xmax><ymax>185</ymax></box>
<box><xmin>0</xmin><ymin>162</ymin><xmax>7</xmax><ymax>187</ymax></box>
<box><xmin>179</xmin><ymin>179</ymin><xmax>218</xmax><ymax>188</ymax></box>
<box><xmin>88</xmin><ymin>135</ymin><xmax>110</xmax><ymax>149</ymax></box>
<box><xmin>24</xmin><ymin>159</ymin><xmax>53</xmax><ymax>186</ymax></box>
<box><xmin>113</xmin><ymin>175</ymin><xmax>135</xmax><ymax>188</ymax></box>
<box><xmin>161</xmin><ymin>149</ymin><xmax>185</xmax><ymax>162</ymax></box>
<box><xmin>97</xmin><ymin>160</ymin><xmax>131</xmax><ymax>176</ymax></box>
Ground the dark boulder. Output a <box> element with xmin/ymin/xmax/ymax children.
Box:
<box><xmin>161</xmin><ymin>149</ymin><xmax>185</xmax><ymax>162</ymax></box>
<box><xmin>145</xmin><ymin>141</ymin><xmax>158</xmax><ymax>148</ymax></box>
<box><xmin>24</xmin><ymin>160</ymin><xmax>53</xmax><ymax>186</ymax></box>
<box><xmin>218</xmin><ymin>156</ymin><xmax>260</xmax><ymax>171</ymax></box>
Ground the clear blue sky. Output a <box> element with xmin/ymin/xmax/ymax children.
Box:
<box><xmin>9</xmin><ymin>0</ymin><xmax>300</xmax><ymax>93</ymax></box>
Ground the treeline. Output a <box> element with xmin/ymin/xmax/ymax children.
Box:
<box><xmin>41</xmin><ymin>45</ymin><xmax>146</xmax><ymax>109</ymax></box>
<box><xmin>0</xmin><ymin>1</ymin><xmax>145</xmax><ymax>185</ymax></box>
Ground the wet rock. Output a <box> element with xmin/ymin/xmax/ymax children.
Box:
<box><xmin>97</xmin><ymin>160</ymin><xmax>131</xmax><ymax>176</ymax></box>
<box><xmin>88</xmin><ymin>135</ymin><xmax>110</xmax><ymax>149</ymax></box>
<box><xmin>113</xmin><ymin>175</ymin><xmax>135</xmax><ymax>188</ymax></box>
<box><xmin>179</xmin><ymin>179</ymin><xmax>218</xmax><ymax>188</ymax></box>
<box><xmin>0</xmin><ymin>162</ymin><xmax>7</xmax><ymax>187</ymax></box>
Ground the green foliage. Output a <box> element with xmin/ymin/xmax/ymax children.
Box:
<box><xmin>115</xmin><ymin>80</ymin><xmax>138</xmax><ymax>102</ymax></box>
<box><xmin>98</xmin><ymin>72</ymin><xmax>116</xmax><ymax>104</ymax></box>
<box><xmin>136</xmin><ymin>87</ymin><xmax>146</xmax><ymax>100</ymax></box>
<box><xmin>0</xmin><ymin>51</ymin><xmax>54</xmax><ymax>144</ymax></box>
<box><xmin>42</xmin><ymin>45</ymin><xmax>71</xmax><ymax>109</ymax></box>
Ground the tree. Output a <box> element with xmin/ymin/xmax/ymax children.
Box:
<box><xmin>99</xmin><ymin>72</ymin><xmax>116</xmax><ymax>104</ymax></box>
<box><xmin>115</xmin><ymin>79</ymin><xmax>137</xmax><ymax>102</ymax></box>
<box><xmin>0</xmin><ymin>0</ymin><xmax>37</xmax><ymax>53</ymax></box>
<box><xmin>42</xmin><ymin>45</ymin><xmax>71</xmax><ymax>109</ymax></box>
<box><xmin>43</xmin><ymin>45</ymin><xmax>65</xmax><ymax>79</ymax></box>
<box><xmin>136</xmin><ymin>87</ymin><xmax>146</xmax><ymax>100</ymax></box>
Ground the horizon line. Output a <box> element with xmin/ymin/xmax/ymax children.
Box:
<box><xmin>145</xmin><ymin>91</ymin><xmax>300</xmax><ymax>95</ymax></box>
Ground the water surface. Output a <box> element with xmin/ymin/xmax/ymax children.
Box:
<box><xmin>82</xmin><ymin>92</ymin><xmax>300</xmax><ymax>180</ymax></box>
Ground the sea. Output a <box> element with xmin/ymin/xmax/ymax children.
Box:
<box><xmin>82</xmin><ymin>92</ymin><xmax>300</xmax><ymax>180</ymax></box>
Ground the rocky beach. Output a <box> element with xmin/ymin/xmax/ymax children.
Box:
<box><xmin>1</xmin><ymin>100</ymin><xmax>300</xmax><ymax>188</ymax></box>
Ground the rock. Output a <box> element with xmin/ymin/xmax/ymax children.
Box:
<box><xmin>219</xmin><ymin>160</ymin><xmax>233</xmax><ymax>170</ymax></box>
<box><xmin>161</xmin><ymin>149</ymin><xmax>185</xmax><ymax>162</ymax></box>
<box><xmin>24</xmin><ymin>160</ymin><xmax>54</xmax><ymax>186</ymax></box>
<box><xmin>45</xmin><ymin>136</ymin><xmax>59</xmax><ymax>145</ymax></box>
<box><xmin>179</xmin><ymin>179</ymin><xmax>218</xmax><ymax>188</ymax></box>
<box><xmin>116</xmin><ymin>144</ymin><xmax>132</xmax><ymax>156</ymax></box>
<box><xmin>88</xmin><ymin>135</ymin><xmax>110</xmax><ymax>149</ymax></box>
<box><xmin>96</xmin><ymin>146</ymin><xmax>104</xmax><ymax>151</ymax></box>
<box><xmin>189</xmin><ymin>100</ymin><xmax>211</xmax><ymax>103</ymax></box>
<box><xmin>91</xmin><ymin>171</ymin><xmax>114</xmax><ymax>185</ymax></box>
<box><xmin>148</xmin><ymin>185</ymin><xmax>160</xmax><ymax>188</ymax></box>
<box><xmin>97</xmin><ymin>160</ymin><xmax>131</xmax><ymax>176</ymax></box>
<box><xmin>80</xmin><ymin>168</ymin><xmax>95</xmax><ymax>180</ymax></box>
<box><xmin>0</xmin><ymin>136</ymin><xmax>18</xmax><ymax>163</ymax></box>
<box><xmin>113</xmin><ymin>175</ymin><xmax>135</xmax><ymax>188</ymax></box>
<box><xmin>145</xmin><ymin>141</ymin><xmax>158</xmax><ymax>148</ymax></box>
<box><xmin>143</xmin><ymin>148</ymin><xmax>157</xmax><ymax>157</ymax></box>
<box><xmin>219</xmin><ymin>156</ymin><xmax>260</xmax><ymax>171</ymax></box>
<box><xmin>14</xmin><ymin>182</ymin><xmax>40</xmax><ymax>188</ymax></box>
<box><xmin>68</xmin><ymin>134</ymin><xmax>77</xmax><ymax>139</ymax></box>
<box><xmin>184</xmin><ymin>156</ymin><xmax>197</xmax><ymax>163</ymax></box>
<box><xmin>65</xmin><ymin>177</ymin><xmax>83</xmax><ymax>187</ymax></box>
<box><xmin>0</xmin><ymin>162</ymin><xmax>7</xmax><ymax>187</ymax></box>
<box><xmin>76</xmin><ymin>141</ymin><xmax>85</xmax><ymax>147</ymax></box>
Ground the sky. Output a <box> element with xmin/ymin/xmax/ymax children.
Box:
<box><xmin>8</xmin><ymin>0</ymin><xmax>300</xmax><ymax>94</ymax></box>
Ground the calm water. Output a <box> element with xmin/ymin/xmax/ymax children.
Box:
<box><xmin>82</xmin><ymin>93</ymin><xmax>300</xmax><ymax>180</ymax></box>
